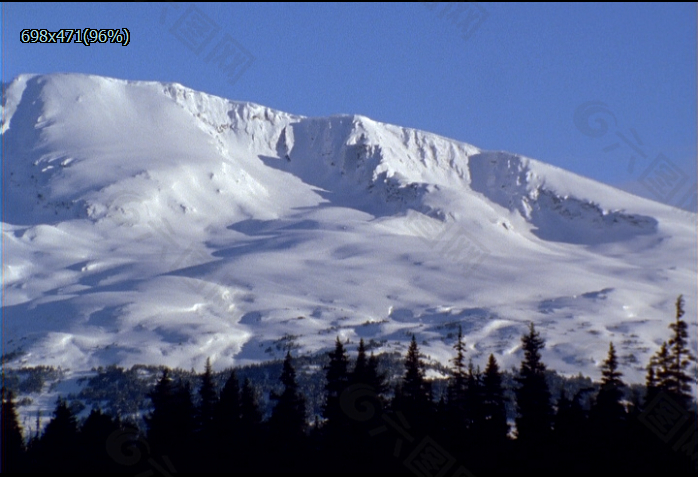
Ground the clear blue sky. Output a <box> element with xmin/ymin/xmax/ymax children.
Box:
<box><xmin>2</xmin><ymin>2</ymin><xmax>697</xmax><ymax>211</ymax></box>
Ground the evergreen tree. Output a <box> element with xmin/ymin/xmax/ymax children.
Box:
<box><xmin>37</xmin><ymin>397</ymin><xmax>80</xmax><ymax>472</ymax></box>
<box><xmin>514</xmin><ymin>323</ymin><xmax>553</xmax><ymax>443</ymax></box>
<box><xmin>145</xmin><ymin>369</ymin><xmax>175</xmax><ymax>455</ymax></box>
<box><xmin>320</xmin><ymin>337</ymin><xmax>352</xmax><ymax>468</ymax></box>
<box><xmin>351</xmin><ymin>339</ymin><xmax>387</xmax><ymax>398</ymax></box>
<box><xmin>464</xmin><ymin>360</ymin><xmax>483</xmax><ymax>433</ymax></box>
<box><xmin>481</xmin><ymin>354</ymin><xmax>508</xmax><ymax>443</ymax></box>
<box><xmin>145</xmin><ymin>370</ymin><xmax>195</xmax><ymax>468</ymax></box>
<box><xmin>352</xmin><ymin>338</ymin><xmax>370</xmax><ymax>386</ymax></box>
<box><xmin>215</xmin><ymin>368</ymin><xmax>241</xmax><ymax>439</ymax></box>
<box><xmin>238</xmin><ymin>377</ymin><xmax>263</xmax><ymax>472</ymax></box>
<box><xmin>592</xmin><ymin>342</ymin><xmax>626</xmax><ymax>426</ymax></box>
<box><xmin>240</xmin><ymin>377</ymin><xmax>262</xmax><ymax>433</ymax></box>
<box><xmin>198</xmin><ymin>358</ymin><xmax>219</xmax><ymax>439</ymax></box>
<box><xmin>269</xmin><ymin>352</ymin><xmax>307</xmax><ymax>471</ymax></box>
<box><xmin>666</xmin><ymin>295</ymin><xmax>697</xmax><ymax>408</ymax></box>
<box><xmin>269</xmin><ymin>351</ymin><xmax>307</xmax><ymax>439</ymax></box>
<box><xmin>647</xmin><ymin>342</ymin><xmax>671</xmax><ymax>398</ymax></box>
<box><xmin>172</xmin><ymin>379</ymin><xmax>196</xmax><ymax>443</ymax></box>
<box><xmin>80</xmin><ymin>408</ymin><xmax>122</xmax><ymax>472</ymax></box>
<box><xmin>323</xmin><ymin>337</ymin><xmax>350</xmax><ymax>433</ymax></box>
<box><xmin>445</xmin><ymin>327</ymin><xmax>468</xmax><ymax>433</ymax></box>
<box><xmin>553</xmin><ymin>388</ymin><xmax>592</xmax><ymax>472</ymax></box>
<box><xmin>1</xmin><ymin>388</ymin><xmax>25</xmax><ymax>473</ymax></box>
<box><xmin>393</xmin><ymin>336</ymin><xmax>433</xmax><ymax>433</ymax></box>
<box><xmin>366</xmin><ymin>352</ymin><xmax>388</xmax><ymax>398</ymax></box>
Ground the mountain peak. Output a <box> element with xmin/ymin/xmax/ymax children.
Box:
<box><xmin>3</xmin><ymin>73</ymin><xmax>695</xmax><ymax>390</ymax></box>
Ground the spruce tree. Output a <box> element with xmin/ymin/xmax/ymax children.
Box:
<box><xmin>215</xmin><ymin>368</ymin><xmax>241</xmax><ymax>440</ymax></box>
<box><xmin>481</xmin><ymin>354</ymin><xmax>508</xmax><ymax>443</ymax></box>
<box><xmin>352</xmin><ymin>338</ymin><xmax>370</xmax><ymax>386</ymax></box>
<box><xmin>198</xmin><ymin>358</ymin><xmax>219</xmax><ymax>440</ymax></box>
<box><xmin>351</xmin><ymin>339</ymin><xmax>387</xmax><ymax>406</ymax></box>
<box><xmin>240</xmin><ymin>377</ymin><xmax>262</xmax><ymax>433</ymax></box>
<box><xmin>145</xmin><ymin>369</ymin><xmax>175</xmax><ymax>455</ymax></box>
<box><xmin>592</xmin><ymin>342</ymin><xmax>626</xmax><ymax>426</ymax></box>
<box><xmin>239</xmin><ymin>377</ymin><xmax>263</xmax><ymax>472</ymax></box>
<box><xmin>269</xmin><ymin>351</ymin><xmax>307</xmax><ymax>439</ymax></box>
<box><xmin>393</xmin><ymin>335</ymin><xmax>432</xmax><ymax>433</ymax></box>
<box><xmin>366</xmin><ymin>352</ymin><xmax>388</xmax><ymax>398</ymax></box>
<box><xmin>666</xmin><ymin>295</ymin><xmax>697</xmax><ymax>408</ymax></box>
<box><xmin>554</xmin><ymin>389</ymin><xmax>592</xmax><ymax>472</ymax></box>
<box><xmin>80</xmin><ymin>408</ymin><xmax>122</xmax><ymax>472</ymax></box>
<box><xmin>464</xmin><ymin>360</ymin><xmax>483</xmax><ymax>433</ymax></box>
<box><xmin>446</xmin><ymin>327</ymin><xmax>468</xmax><ymax>434</ymax></box>
<box><xmin>1</xmin><ymin>388</ymin><xmax>25</xmax><ymax>473</ymax></box>
<box><xmin>37</xmin><ymin>398</ymin><xmax>80</xmax><ymax>472</ymax></box>
<box><xmin>269</xmin><ymin>352</ymin><xmax>307</xmax><ymax>471</ymax></box>
<box><xmin>514</xmin><ymin>323</ymin><xmax>553</xmax><ymax>443</ymax></box>
<box><xmin>323</xmin><ymin>337</ymin><xmax>350</xmax><ymax>434</ymax></box>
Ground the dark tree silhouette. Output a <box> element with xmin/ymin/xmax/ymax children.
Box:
<box><xmin>36</xmin><ymin>397</ymin><xmax>80</xmax><ymax>472</ymax></box>
<box><xmin>80</xmin><ymin>408</ymin><xmax>122</xmax><ymax>472</ymax></box>
<box><xmin>198</xmin><ymin>358</ymin><xmax>219</xmax><ymax>440</ymax></box>
<box><xmin>145</xmin><ymin>370</ymin><xmax>195</xmax><ymax>469</ymax></box>
<box><xmin>240</xmin><ymin>377</ymin><xmax>262</xmax><ymax>433</ymax></box>
<box><xmin>554</xmin><ymin>388</ymin><xmax>592</xmax><ymax>471</ymax></box>
<box><xmin>392</xmin><ymin>335</ymin><xmax>433</xmax><ymax>434</ymax></box>
<box><xmin>323</xmin><ymin>337</ymin><xmax>350</xmax><ymax>435</ymax></box>
<box><xmin>666</xmin><ymin>295</ymin><xmax>697</xmax><ymax>409</ymax></box>
<box><xmin>215</xmin><ymin>368</ymin><xmax>241</xmax><ymax>440</ymax></box>
<box><xmin>268</xmin><ymin>352</ymin><xmax>307</xmax><ymax>471</ymax></box>
<box><xmin>646</xmin><ymin>341</ymin><xmax>671</xmax><ymax>406</ymax></box>
<box><xmin>592</xmin><ymin>342</ymin><xmax>626</xmax><ymax>426</ymax></box>
<box><xmin>445</xmin><ymin>326</ymin><xmax>468</xmax><ymax>440</ymax></box>
<box><xmin>1</xmin><ymin>388</ymin><xmax>25</xmax><ymax>473</ymax></box>
<box><xmin>269</xmin><ymin>351</ymin><xmax>306</xmax><ymax>438</ymax></box>
<box><xmin>514</xmin><ymin>323</ymin><xmax>553</xmax><ymax>444</ymax></box>
<box><xmin>481</xmin><ymin>354</ymin><xmax>508</xmax><ymax>443</ymax></box>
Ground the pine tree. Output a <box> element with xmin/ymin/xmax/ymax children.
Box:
<box><xmin>269</xmin><ymin>351</ymin><xmax>307</xmax><ymax>439</ymax></box>
<box><xmin>145</xmin><ymin>370</ymin><xmax>195</xmax><ymax>468</ymax></box>
<box><xmin>198</xmin><ymin>358</ymin><xmax>219</xmax><ymax>439</ymax></box>
<box><xmin>648</xmin><ymin>342</ymin><xmax>671</xmax><ymax>391</ymax></box>
<box><xmin>352</xmin><ymin>338</ymin><xmax>370</xmax><ymax>386</ymax></box>
<box><xmin>145</xmin><ymin>369</ymin><xmax>175</xmax><ymax>455</ymax></box>
<box><xmin>464</xmin><ymin>360</ymin><xmax>483</xmax><ymax>432</ymax></box>
<box><xmin>446</xmin><ymin>327</ymin><xmax>468</xmax><ymax>432</ymax></box>
<box><xmin>554</xmin><ymin>388</ymin><xmax>592</xmax><ymax>471</ymax></box>
<box><xmin>393</xmin><ymin>336</ymin><xmax>432</xmax><ymax>433</ymax></box>
<box><xmin>592</xmin><ymin>342</ymin><xmax>626</xmax><ymax>426</ymax></box>
<box><xmin>215</xmin><ymin>368</ymin><xmax>241</xmax><ymax>439</ymax></box>
<box><xmin>514</xmin><ymin>323</ymin><xmax>553</xmax><ymax>443</ymax></box>
<box><xmin>323</xmin><ymin>337</ymin><xmax>350</xmax><ymax>434</ymax></box>
<box><xmin>269</xmin><ymin>352</ymin><xmax>307</xmax><ymax>471</ymax></box>
<box><xmin>38</xmin><ymin>398</ymin><xmax>80</xmax><ymax>472</ymax></box>
<box><xmin>1</xmin><ymin>388</ymin><xmax>25</xmax><ymax>473</ymax></box>
<box><xmin>666</xmin><ymin>295</ymin><xmax>697</xmax><ymax>409</ymax></box>
<box><xmin>366</xmin><ymin>352</ymin><xmax>388</xmax><ymax>398</ymax></box>
<box><xmin>238</xmin><ymin>377</ymin><xmax>263</xmax><ymax>472</ymax></box>
<box><xmin>173</xmin><ymin>379</ymin><xmax>196</xmax><ymax>443</ymax></box>
<box><xmin>80</xmin><ymin>408</ymin><xmax>122</xmax><ymax>472</ymax></box>
<box><xmin>240</xmin><ymin>377</ymin><xmax>262</xmax><ymax>433</ymax></box>
<box><xmin>481</xmin><ymin>354</ymin><xmax>508</xmax><ymax>443</ymax></box>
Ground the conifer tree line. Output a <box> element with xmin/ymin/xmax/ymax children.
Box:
<box><xmin>2</xmin><ymin>295</ymin><xmax>696</xmax><ymax>473</ymax></box>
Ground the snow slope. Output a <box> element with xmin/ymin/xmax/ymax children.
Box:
<box><xmin>2</xmin><ymin>73</ymin><xmax>696</xmax><ymax>391</ymax></box>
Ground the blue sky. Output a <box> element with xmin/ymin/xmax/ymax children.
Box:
<box><xmin>2</xmin><ymin>2</ymin><xmax>697</xmax><ymax>211</ymax></box>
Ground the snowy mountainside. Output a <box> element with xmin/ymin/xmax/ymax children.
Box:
<box><xmin>2</xmin><ymin>74</ymin><xmax>696</xmax><ymax>395</ymax></box>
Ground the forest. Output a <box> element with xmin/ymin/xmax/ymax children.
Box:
<box><xmin>2</xmin><ymin>295</ymin><xmax>696</xmax><ymax>473</ymax></box>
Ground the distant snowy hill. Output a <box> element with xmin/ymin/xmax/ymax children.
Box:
<box><xmin>3</xmin><ymin>73</ymin><xmax>696</xmax><ymax>390</ymax></box>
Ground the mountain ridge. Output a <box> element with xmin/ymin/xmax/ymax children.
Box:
<box><xmin>2</xmin><ymin>73</ymin><xmax>696</xmax><ymax>393</ymax></box>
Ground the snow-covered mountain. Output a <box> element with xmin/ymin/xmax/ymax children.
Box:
<box><xmin>3</xmin><ymin>73</ymin><xmax>696</xmax><ymax>388</ymax></box>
